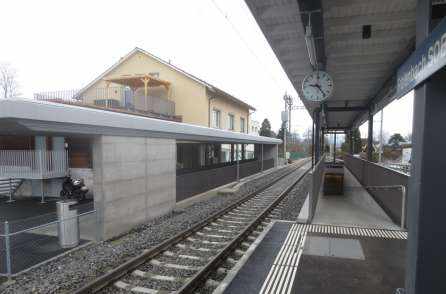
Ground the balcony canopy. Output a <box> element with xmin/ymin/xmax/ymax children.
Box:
<box><xmin>104</xmin><ymin>74</ymin><xmax>171</xmax><ymax>91</ymax></box>
<box><xmin>245</xmin><ymin>0</ymin><xmax>417</xmax><ymax>130</ymax></box>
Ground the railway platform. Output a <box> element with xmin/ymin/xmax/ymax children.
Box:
<box><xmin>222</xmin><ymin>221</ymin><xmax>406</xmax><ymax>294</ymax></box>
<box><xmin>220</xmin><ymin>164</ymin><xmax>407</xmax><ymax>294</ymax></box>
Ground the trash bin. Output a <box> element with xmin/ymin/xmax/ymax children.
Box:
<box><xmin>57</xmin><ymin>200</ymin><xmax>79</xmax><ymax>248</ymax></box>
<box><xmin>323</xmin><ymin>163</ymin><xmax>344</xmax><ymax>195</ymax></box>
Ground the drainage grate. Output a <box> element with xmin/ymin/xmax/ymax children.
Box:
<box><xmin>258</xmin><ymin>223</ymin><xmax>407</xmax><ymax>294</ymax></box>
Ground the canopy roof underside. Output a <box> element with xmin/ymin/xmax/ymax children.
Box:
<box><xmin>246</xmin><ymin>0</ymin><xmax>417</xmax><ymax>130</ymax></box>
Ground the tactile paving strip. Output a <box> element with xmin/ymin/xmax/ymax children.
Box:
<box><xmin>258</xmin><ymin>223</ymin><xmax>407</xmax><ymax>294</ymax></box>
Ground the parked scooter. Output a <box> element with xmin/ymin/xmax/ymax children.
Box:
<box><xmin>60</xmin><ymin>176</ymin><xmax>89</xmax><ymax>201</ymax></box>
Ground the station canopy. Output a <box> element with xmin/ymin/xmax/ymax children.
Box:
<box><xmin>246</xmin><ymin>0</ymin><xmax>417</xmax><ymax>130</ymax></box>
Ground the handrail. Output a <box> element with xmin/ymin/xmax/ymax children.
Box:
<box><xmin>343</xmin><ymin>153</ymin><xmax>410</xmax><ymax>177</ymax></box>
<box><xmin>0</xmin><ymin>150</ymin><xmax>68</xmax><ymax>179</ymax></box>
<box><xmin>0</xmin><ymin>209</ymin><xmax>96</xmax><ymax>237</ymax></box>
<box><xmin>34</xmin><ymin>87</ymin><xmax>176</xmax><ymax>117</ymax></box>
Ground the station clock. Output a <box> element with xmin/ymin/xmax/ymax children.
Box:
<box><xmin>301</xmin><ymin>70</ymin><xmax>334</xmax><ymax>102</ymax></box>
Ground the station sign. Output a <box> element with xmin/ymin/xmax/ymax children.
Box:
<box><xmin>397</xmin><ymin>17</ymin><xmax>446</xmax><ymax>98</ymax></box>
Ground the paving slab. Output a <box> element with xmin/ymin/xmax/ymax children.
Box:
<box><xmin>224</xmin><ymin>221</ymin><xmax>406</xmax><ymax>294</ymax></box>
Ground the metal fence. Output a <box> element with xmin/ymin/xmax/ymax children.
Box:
<box><xmin>34</xmin><ymin>88</ymin><xmax>178</xmax><ymax>120</ymax></box>
<box><xmin>0</xmin><ymin>202</ymin><xmax>97</xmax><ymax>276</ymax></box>
<box><xmin>308</xmin><ymin>155</ymin><xmax>326</xmax><ymax>222</ymax></box>
<box><xmin>344</xmin><ymin>154</ymin><xmax>409</xmax><ymax>228</ymax></box>
<box><xmin>0</xmin><ymin>150</ymin><xmax>68</xmax><ymax>179</ymax></box>
<box><xmin>382</xmin><ymin>162</ymin><xmax>411</xmax><ymax>175</ymax></box>
<box><xmin>176</xmin><ymin>159</ymin><xmax>274</xmax><ymax>202</ymax></box>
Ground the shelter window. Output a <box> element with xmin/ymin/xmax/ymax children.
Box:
<box><xmin>240</xmin><ymin>117</ymin><xmax>245</xmax><ymax>133</ymax></box>
<box><xmin>228</xmin><ymin>114</ymin><xmax>235</xmax><ymax>130</ymax></box>
<box><xmin>212</xmin><ymin>109</ymin><xmax>221</xmax><ymax>128</ymax></box>
<box><xmin>245</xmin><ymin>144</ymin><xmax>255</xmax><ymax>159</ymax></box>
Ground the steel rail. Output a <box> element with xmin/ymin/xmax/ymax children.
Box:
<box><xmin>176</xmin><ymin>163</ymin><xmax>310</xmax><ymax>293</ymax></box>
<box><xmin>74</xmin><ymin>159</ymin><xmax>310</xmax><ymax>294</ymax></box>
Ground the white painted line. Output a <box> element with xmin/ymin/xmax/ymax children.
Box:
<box><xmin>212</xmin><ymin>221</ymin><xmax>275</xmax><ymax>294</ymax></box>
<box><xmin>114</xmin><ymin>281</ymin><xmax>162</xmax><ymax>293</ymax></box>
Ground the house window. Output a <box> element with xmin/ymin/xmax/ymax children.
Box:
<box><xmin>212</xmin><ymin>109</ymin><xmax>221</xmax><ymax>128</ymax></box>
<box><xmin>240</xmin><ymin>117</ymin><xmax>245</xmax><ymax>133</ymax></box>
<box><xmin>228</xmin><ymin>114</ymin><xmax>235</xmax><ymax>130</ymax></box>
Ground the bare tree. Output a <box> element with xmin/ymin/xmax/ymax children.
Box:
<box><xmin>0</xmin><ymin>63</ymin><xmax>19</xmax><ymax>98</ymax></box>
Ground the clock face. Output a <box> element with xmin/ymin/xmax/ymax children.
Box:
<box><xmin>301</xmin><ymin>71</ymin><xmax>334</xmax><ymax>102</ymax></box>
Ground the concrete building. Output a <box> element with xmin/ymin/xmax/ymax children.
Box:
<box><xmin>0</xmin><ymin>99</ymin><xmax>280</xmax><ymax>239</ymax></box>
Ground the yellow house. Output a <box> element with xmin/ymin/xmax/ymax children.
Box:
<box><xmin>78</xmin><ymin>47</ymin><xmax>255</xmax><ymax>132</ymax></box>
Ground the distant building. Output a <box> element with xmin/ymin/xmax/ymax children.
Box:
<box><xmin>249</xmin><ymin>120</ymin><xmax>260</xmax><ymax>135</ymax></box>
<box><xmin>401</xmin><ymin>142</ymin><xmax>412</xmax><ymax>164</ymax></box>
<box><xmin>35</xmin><ymin>47</ymin><xmax>255</xmax><ymax>132</ymax></box>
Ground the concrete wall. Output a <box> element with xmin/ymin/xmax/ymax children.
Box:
<box><xmin>16</xmin><ymin>178</ymin><xmax>63</xmax><ymax>198</ymax></box>
<box><xmin>93</xmin><ymin>135</ymin><xmax>176</xmax><ymax>240</ymax></box>
<box><xmin>263</xmin><ymin>144</ymin><xmax>279</xmax><ymax>167</ymax></box>
<box><xmin>70</xmin><ymin>168</ymin><xmax>94</xmax><ymax>197</ymax></box>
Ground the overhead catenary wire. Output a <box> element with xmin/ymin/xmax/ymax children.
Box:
<box><xmin>210</xmin><ymin>0</ymin><xmax>284</xmax><ymax>92</ymax></box>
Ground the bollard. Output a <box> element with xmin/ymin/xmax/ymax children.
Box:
<box><xmin>4</xmin><ymin>221</ymin><xmax>12</xmax><ymax>277</ymax></box>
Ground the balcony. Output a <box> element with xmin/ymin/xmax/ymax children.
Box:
<box><xmin>34</xmin><ymin>86</ymin><xmax>180</xmax><ymax>122</ymax></box>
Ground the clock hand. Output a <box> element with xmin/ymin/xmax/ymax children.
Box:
<box><xmin>314</xmin><ymin>84</ymin><xmax>325</xmax><ymax>96</ymax></box>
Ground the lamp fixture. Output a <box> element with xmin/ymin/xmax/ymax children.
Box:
<box><xmin>305</xmin><ymin>24</ymin><xmax>318</xmax><ymax>69</ymax></box>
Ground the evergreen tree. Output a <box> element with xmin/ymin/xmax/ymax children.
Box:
<box><xmin>344</xmin><ymin>128</ymin><xmax>362</xmax><ymax>154</ymax></box>
<box><xmin>259</xmin><ymin>118</ymin><xmax>273</xmax><ymax>137</ymax></box>
<box><xmin>388</xmin><ymin>133</ymin><xmax>406</xmax><ymax>148</ymax></box>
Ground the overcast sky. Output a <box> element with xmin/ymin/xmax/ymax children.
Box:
<box><xmin>0</xmin><ymin>0</ymin><xmax>413</xmax><ymax>138</ymax></box>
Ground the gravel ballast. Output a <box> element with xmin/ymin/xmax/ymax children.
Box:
<box><xmin>274</xmin><ymin>174</ymin><xmax>311</xmax><ymax>220</ymax></box>
<box><xmin>0</xmin><ymin>161</ymin><xmax>308</xmax><ymax>294</ymax></box>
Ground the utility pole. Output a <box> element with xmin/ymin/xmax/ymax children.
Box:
<box><xmin>379</xmin><ymin>109</ymin><xmax>384</xmax><ymax>163</ymax></box>
<box><xmin>282</xmin><ymin>94</ymin><xmax>293</xmax><ymax>165</ymax></box>
<box><xmin>288</xmin><ymin>97</ymin><xmax>293</xmax><ymax>133</ymax></box>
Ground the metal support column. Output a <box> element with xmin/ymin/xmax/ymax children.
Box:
<box><xmin>333</xmin><ymin>133</ymin><xmax>337</xmax><ymax>163</ymax></box>
<box><xmin>311</xmin><ymin>120</ymin><xmax>315</xmax><ymax>168</ymax></box>
<box><xmin>261</xmin><ymin>144</ymin><xmax>264</xmax><ymax>172</ymax></box>
<box><xmin>314</xmin><ymin>108</ymin><xmax>321</xmax><ymax>163</ymax></box>
<box><xmin>6</xmin><ymin>178</ymin><xmax>15</xmax><ymax>203</ymax></box>
<box><xmin>406</xmin><ymin>1</ymin><xmax>446</xmax><ymax>293</ymax></box>
<box><xmin>321</xmin><ymin>129</ymin><xmax>325</xmax><ymax>157</ymax></box>
<box><xmin>349</xmin><ymin>129</ymin><xmax>354</xmax><ymax>154</ymax></box>
<box><xmin>4</xmin><ymin>221</ymin><xmax>11</xmax><ymax>277</ymax></box>
<box><xmin>236</xmin><ymin>144</ymin><xmax>240</xmax><ymax>182</ymax></box>
<box><xmin>367</xmin><ymin>109</ymin><xmax>374</xmax><ymax>161</ymax></box>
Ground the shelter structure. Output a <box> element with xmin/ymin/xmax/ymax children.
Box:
<box><xmin>246</xmin><ymin>0</ymin><xmax>445</xmax><ymax>293</ymax></box>
<box><xmin>0</xmin><ymin>99</ymin><xmax>280</xmax><ymax>239</ymax></box>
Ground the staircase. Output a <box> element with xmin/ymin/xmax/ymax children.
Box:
<box><xmin>0</xmin><ymin>178</ymin><xmax>23</xmax><ymax>197</ymax></box>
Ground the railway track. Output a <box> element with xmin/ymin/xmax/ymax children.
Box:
<box><xmin>74</xmin><ymin>160</ymin><xmax>311</xmax><ymax>294</ymax></box>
